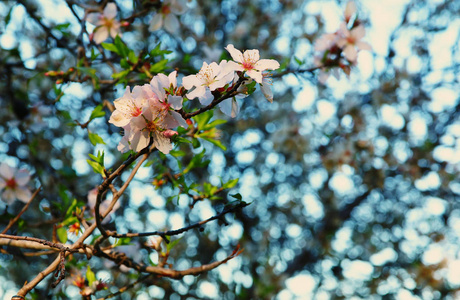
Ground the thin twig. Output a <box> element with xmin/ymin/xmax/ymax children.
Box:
<box><xmin>2</xmin><ymin>186</ymin><xmax>42</xmax><ymax>234</ymax></box>
<box><xmin>107</xmin><ymin>201</ymin><xmax>248</xmax><ymax>238</ymax></box>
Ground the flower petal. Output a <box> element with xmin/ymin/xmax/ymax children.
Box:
<box><xmin>170</xmin><ymin>111</ymin><xmax>188</xmax><ymax>128</ymax></box>
<box><xmin>16</xmin><ymin>187</ymin><xmax>32</xmax><ymax>203</ymax></box>
<box><xmin>117</xmin><ymin>136</ymin><xmax>130</xmax><ymax>153</ymax></box>
<box><xmin>15</xmin><ymin>170</ymin><xmax>30</xmax><ymax>186</ymax></box>
<box><xmin>351</xmin><ymin>25</ymin><xmax>366</xmax><ymax>40</ymax></box>
<box><xmin>164</xmin><ymin>14</ymin><xmax>180</xmax><ymax>34</ymax></box>
<box><xmin>168</xmin><ymin>71</ymin><xmax>177</xmax><ymax>88</ymax></box>
<box><xmin>246</xmin><ymin>69</ymin><xmax>263</xmax><ymax>84</ymax></box>
<box><xmin>182</xmin><ymin>74</ymin><xmax>199</xmax><ymax>90</ymax></box>
<box><xmin>260</xmin><ymin>82</ymin><xmax>273</xmax><ymax>103</ymax></box>
<box><xmin>356</xmin><ymin>41</ymin><xmax>372</xmax><ymax>51</ymax></box>
<box><xmin>225</xmin><ymin>44</ymin><xmax>244</xmax><ymax>63</ymax></box>
<box><xmin>186</xmin><ymin>86</ymin><xmax>206</xmax><ymax>100</ymax></box>
<box><xmin>168</xmin><ymin>95</ymin><xmax>183</xmax><ymax>110</ymax></box>
<box><xmin>149</xmin><ymin>14</ymin><xmax>163</xmax><ymax>31</ymax></box>
<box><xmin>219</xmin><ymin>98</ymin><xmax>239</xmax><ymax>118</ymax></box>
<box><xmin>343</xmin><ymin>45</ymin><xmax>358</xmax><ymax>62</ymax></box>
<box><xmin>199</xmin><ymin>89</ymin><xmax>214</xmax><ymax>106</ymax></box>
<box><xmin>93</xmin><ymin>27</ymin><xmax>109</xmax><ymax>44</ymax></box>
<box><xmin>0</xmin><ymin>163</ymin><xmax>14</xmax><ymax>179</ymax></box>
<box><xmin>170</xmin><ymin>0</ymin><xmax>188</xmax><ymax>15</ymax></box>
<box><xmin>103</xmin><ymin>3</ymin><xmax>118</xmax><ymax>19</ymax></box>
<box><xmin>86</xmin><ymin>13</ymin><xmax>101</xmax><ymax>26</ymax></box>
<box><xmin>2</xmin><ymin>189</ymin><xmax>16</xmax><ymax>204</ymax></box>
<box><xmin>153</xmin><ymin>131</ymin><xmax>173</xmax><ymax>154</ymax></box>
<box><xmin>254</xmin><ymin>59</ymin><xmax>280</xmax><ymax>71</ymax></box>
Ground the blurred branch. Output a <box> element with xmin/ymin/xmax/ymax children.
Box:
<box><xmin>1</xmin><ymin>186</ymin><xmax>42</xmax><ymax>234</ymax></box>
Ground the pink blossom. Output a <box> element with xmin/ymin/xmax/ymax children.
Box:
<box><xmin>149</xmin><ymin>0</ymin><xmax>188</xmax><ymax>34</ymax></box>
<box><xmin>87</xmin><ymin>3</ymin><xmax>122</xmax><ymax>44</ymax></box>
<box><xmin>0</xmin><ymin>163</ymin><xmax>31</xmax><ymax>204</ymax></box>
<box><xmin>336</xmin><ymin>23</ymin><xmax>372</xmax><ymax>62</ymax></box>
<box><xmin>225</xmin><ymin>44</ymin><xmax>280</xmax><ymax>84</ymax></box>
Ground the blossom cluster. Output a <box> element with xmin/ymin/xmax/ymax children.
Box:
<box><xmin>109</xmin><ymin>45</ymin><xmax>280</xmax><ymax>154</ymax></box>
<box><xmin>314</xmin><ymin>1</ymin><xmax>371</xmax><ymax>82</ymax></box>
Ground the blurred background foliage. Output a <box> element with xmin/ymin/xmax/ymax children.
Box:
<box><xmin>0</xmin><ymin>0</ymin><xmax>459</xmax><ymax>299</ymax></box>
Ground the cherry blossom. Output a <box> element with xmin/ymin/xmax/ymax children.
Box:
<box><xmin>225</xmin><ymin>44</ymin><xmax>280</xmax><ymax>84</ymax></box>
<box><xmin>149</xmin><ymin>71</ymin><xmax>188</xmax><ymax>128</ymax></box>
<box><xmin>0</xmin><ymin>163</ymin><xmax>31</xmax><ymax>204</ymax></box>
<box><xmin>87</xmin><ymin>3</ymin><xmax>122</xmax><ymax>44</ymax></box>
<box><xmin>110</xmin><ymin>73</ymin><xmax>187</xmax><ymax>154</ymax></box>
<box><xmin>108</xmin><ymin>85</ymin><xmax>150</xmax><ymax>127</ymax></box>
<box><xmin>336</xmin><ymin>23</ymin><xmax>371</xmax><ymax>62</ymax></box>
<box><xmin>344</xmin><ymin>1</ymin><xmax>357</xmax><ymax>23</ymax></box>
<box><xmin>149</xmin><ymin>0</ymin><xmax>188</xmax><ymax>34</ymax></box>
<box><xmin>182</xmin><ymin>61</ymin><xmax>234</xmax><ymax>105</ymax></box>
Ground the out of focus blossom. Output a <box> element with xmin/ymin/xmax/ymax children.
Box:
<box><xmin>87</xmin><ymin>3</ymin><xmax>122</xmax><ymax>44</ymax></box>
<box><xmin>336</xmin><ymin>23</ymin><xmax>371</xmax><ymax>62</ymax></box>
<box><xmin>344</xmin><ymin>1</ymin><xmax>357</xmax><ymax>23</ymax></box>
<box><xmin>0</xmin><ymin>163</ymin><xmax>31</xmax><ymax>205</ymax></box>
<box><xmin>149</xmin><ymin>0</ymin><xmax>188</xmax><ymax>34</ymax></box>
<box><xmin>87</xmin><ymin>187</ymin><xmax>120</xmax><ymax>223</ymax></box>
<box><xmin>27</xmin><ymin>102</ymin><xmax>51</xmax><ymax>132</ymax></box>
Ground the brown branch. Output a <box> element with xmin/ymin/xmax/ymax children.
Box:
<box><xmin>107</xmin><ymin>201</ymin><xmax>248</xmax><ymax>239</ymax></box>
<box><xmin>102</xmin><ymin>244</ymin><xmax>243</xmax><ymax>279</ymax></box>
<box><xmin>181</xmin><ymin>77</ymin><xmax>246</xmax><ymax>119</ymax></box>
<box><xmin>1</xmin><ymin>186</ymin><xmax>42</xmax><ymax>234</ymax></box>
<box><xmin>96</xmin><ymin>275</ymin><xmax>152</xmax><ymax>300</ymax></box>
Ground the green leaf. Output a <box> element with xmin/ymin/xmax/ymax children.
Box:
<box><xmin>101</xmin><ymin>42</ymin><xmax>119</xmax><ymax>54</ymax></box>
<box><xmin>89</xmin><ymin>104</ymin><xmax>105</xmax><ymax>121</ymax></box>
<box><xmin>183</xmin><ymin>149</ymin><xmax>209</xmax><ymax>174</ymax></box>
<box><xmin>87</xmin><ymin>159</ymin><xmax>105</xmax><ymax>176</ymax></box>
<box><xmin>169</xmin><ymin>150</ymin><xmax>186</xmax><ymax>157</ymax></box>
<box><xmin>150</xmin><ymin>59</ymin><xmax>169</xmax><ymax>73</ymax></box>
<box><xmin>86</xmin><ymin>266</ymin><xmax>97</xmax><ymax>286</ymax></box>
<box><xmin>5</xmin><ymin>6</ymin><xmax>13</xmax><ymax>26</ymax></box>
<box><xmin>166</xmin><ymin>237</ymin><xmax>182</xmax><ymax>252</ymax></box>
<box><xmin>194</xmin><ymin>110</ymin><xmax>213</xmax><ymax>130</ymax></box>
<box><xmin>294</xmin><ymin>56</ymin><xmax>304</xmax><ymax>66</ymax></box>
<box><xmin>246</xmin><ymin>80</ymin><xmax>257</xmax><ymax>95</ymax></box>
<box><xmin>223</xmin><ymin>178</ymin><xmax>239</xmax><ymax>189</ymax></box>
<box><xmin>90</xmin><ymin>48</ymin><xmax>100</xmax><ymax>61</ymax></box>
<box><xmin>114</xmin><ymin>35</ymin><xmax>129</xmax><ymax>57</ymax></box>
<box><xmin>57</xmin><ymin>227</ymin><xmax>68</xmax><ymax>243</ymax></box>
<box><xmin>128</xmin><ymin>50</ymin><xmax>139</xmax><ymax>64</ymax></box>
<box><xmin>65</xmin><ymin>198</ymin><xmax>78</xmax><ymax>218</ymax></box>
<box><xmin>201</xmin><ymin>137</ymin><xmax>227</xmax><ymax>151</ymax></box>
<box><xmin>88</xmin><ymin>131</ymin><xmax>106</xmax><ymax>146</ymax></box>
<box><xmin>62</xmin><ymin>216</ymin><xmax>78</xmax><ymax>226</ymax></box>
<box><xmin>172</xmin><ymin>136</ymin><xmax>191</xmax><ymax>145</ymax></box>
<box><xmin>114</xmin><ymin>237</ymin><xmax>132</xmax><ymax>247</ymax></box>
<box><xmin>150</xmin><ymin>43</ymin><xmax>172</xmax><ymax>57</ymax></box>
<box><xmin>112</xmin><ymin>69</ymin><xmax>130</xmax><ymax>79</ymax></box>
<box><xmin>202</xmin><ymin>119</ymin><xmax>227</xmax><ymax>131</ymax></box>
<box><xmin>230</xmin><ymin>193</ymin><xmax>242</xmax><ymax>201</ymax></box>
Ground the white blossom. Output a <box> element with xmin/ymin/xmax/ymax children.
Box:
<box><xmin>182</xmin><ymin>61</ymin><xmax>234</xmax><ymax>105</ymax></box>
<box><xmin>225</xmin><ymin>44</ymin><xmax>280</xmax><ymax>84</ymax></box>
<box><xmin>87</xmin><ymin>3</ymin><xmax>122</xmax><ymax>44</ymax></box>
<box><xmin>0</xmin><ymin>163</ymin><xmax>31</xmax><ymax>204</ymax></box>
<box><xmin>149</xmin><ymin>0</ymin><xmax>188</xmax><ymax>34</ymax></box>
